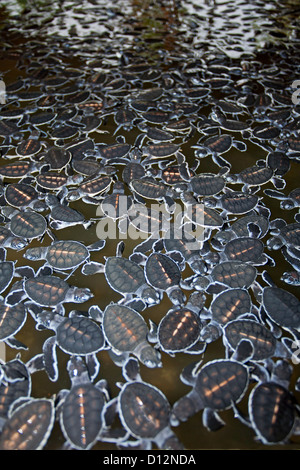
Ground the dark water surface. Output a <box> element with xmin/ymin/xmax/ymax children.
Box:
<box><xmin>0</xmin><ymin>0</ymin><xmax>300</xmax><ymax>450</ymax></box>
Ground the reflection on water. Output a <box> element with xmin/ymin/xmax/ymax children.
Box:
<box><xmin>0</xmin><ymin>0</ymin><xmax>299</xmax><ymax>450</ymax></box>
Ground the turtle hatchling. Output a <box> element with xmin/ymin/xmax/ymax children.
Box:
<box><xmin>116</xmin><ymin>359</ymin><xmax>184</xmax><ymax>449</ymax></box>
<box><xmin>6</xmin><ymin>275</ymin><xmax>94</xmax><ymax>315</ymax></box>
<box><xmin>23</xmin><ymin>239</ymin><xmax>105</xmax><ymax>279</ymax></box>
<box><xmin>35</xmin><ymin>310</ymin><xmax>105</xmax><ymax>381</ymax></box>
<box><xmin>145</xmin><ymin>252</ymin><xmax>186</xmax><ymax>305</ymax></box>
<box><xmin>102</xmin><ymin>303</ymin><xmax>162</xmax><ymax>368</ymax></box>
<box><xmin>57</xmin><ymin>356</ymin><xmax>110</xmax><ymax>450</ymax></box>
<box><xmin>171</xmin><ymin>358</ymin><xmax>249</xmax><ymax>431</ymax></box>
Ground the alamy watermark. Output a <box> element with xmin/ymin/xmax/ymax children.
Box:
<box><xmin>292</xmin><ymin>80</ymin><xmax>300</xmax><ymax>105</ymax></box>
<box><xmin>95</xmin><ymin>199</ymin><xmax>205</xmax><ymax>249</ymax></box>
<box><xmin>0</xmin><ymin>80</ymin><xmax>6</xmax><ymax>104</ymax></box>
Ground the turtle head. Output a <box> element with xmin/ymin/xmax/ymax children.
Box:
<box><xmin>140</xmin><ymin>345</ymin><xmax>162</xmax><ymax>369</ymax></box>
<box><xmin>67</xmin><ymin>356</ymin><xmax>89</xmax><ymax>382</ymax></box>
<box><xmin>142</xmin><ymin>286</ymin><xmax>161</xmax><ymax>305</ymax></box>
<box><xmin>23</xmin><ymin>247</ymin><xmax>44</xmax><ymax>261</ymax></box>
<box><xmin>36</xmin><ymin>311</ymin><xmax>56</xmax><ymax>330</ymax></box>
<box><xmin>72</xmin><ymin>287</ymin><xmax>94</xmax><ymax>303</ymax></box>
<box><xmin>11</xmin><ymin>237</ymin><xmax>28</xmax><ymax>251</ymax></box>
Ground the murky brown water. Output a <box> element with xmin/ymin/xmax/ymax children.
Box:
<box><xmin>0</xmin><ymin>0</ymin><xmax>300</xmax><ymax>451</ymax></box>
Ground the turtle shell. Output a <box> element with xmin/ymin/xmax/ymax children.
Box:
<box><xmin>190</xmin><ymin>174</ymin><xmax>225</xmax><ymax>196</ymax></box>
<box><xmin>105</xmin><ymin>257</ymin><xmax>146</xmax><ymax>294</ymax></box>
<box><xmin>24</xmin><ymin>275</ymin><xmax>70</xmax><ymax>306</ymax></box>
<box><xmin>0</xmin><ymin>161</ymin><xmax>34</xmax><ymax>179</ymax></box>
<box><xmin>45</xmin><ymin>240</ymin><xmax>89</xmax><ymax>270</ymax></box>
<box><xmin>158</xmin><ymin>307</ymin><xmax>202</xmax><ymax>353</ymax></box>
<box><xmin>10</xmin><ymin>211</ymin><xmax>47</xmax><ymax>240</ymax></box>
<box><xmin>238</xmin><ymin>165</ymin><xmax>274</xmax><ymax>186</ymax></box>
<box><xmin>211</xmin><ymin>261</ymin><xmax>257</xmax><ymax>289</ymax></box>
<box><xmin>262</xmin><ymin>286</ymin><xmax>300</xmax><ymax>330</ymax></box>
<box><xmin>0</xmin><ymin>303</ymin><xmax>27</xmax><ymax>341</ymax></box>
<box><xmin>231</xmin><ymin>214</ymin><xmax>269</xmax><ymax>239</ymax></box>
<box><xmin>36</xmin><ymin>173</ymin><xmax>68</xmax><ymax>190</ymax></box>
<box><xmin>0</xmin><ymin>398</ymin><xmax>54</xmax><ymax>450</ymax></box>
<box><xmin>223</xmin><ymin>237</ymin><xmax>265</xmax><ymax>263</ymax></box>
<box><xmin>130</xmin><ymin>177</ymin><xmax>168</xmax><ymax>199</ymax></box>
<box><xmin>195</xmin><ymin>359</ymin><xmax>249</xmax><ymax>410</ymax></box>
<box><xmin>278</xmin><ymin>223</ymin><xmax>300</xmax><ymax>247</ymax></box>
<box><xmin>4</xmin><ymin>183</ymin><xmax>39</xmax><ymax>208</ymax></box>
<box><xmin>44</xmin><ymin>147</ymin><xmax>72</xmax><ymax>169</ymax></box>
<box><xmin>223</xmin><ymin>319</ymin><xmax>277</xmax><ymax>360</ymax></box>
<box><xmin>210</xmin><ymin>288</ymin><xmax>252</xmax><ymax>325</ymax></box>
<box><xmin>249</xmin><ymin>382</ymin><xmax>296</xmax><ymax>444</ymax></box>
<box><xmin>60</xmin><ymin>383</ymin><xmax>105</xmax><ymax>449</ymax></box>
<box><xmin>119</xmin><ymin>381</ymin><xmax>170</xmax><ymax>439</ymax></box>
<box><xmin>186</xmin><ymin>203</ymin><xmax>224</xmax><ymax>228</ymax></box>
<box><xmin>122</xmin><ymin>162</ymin><xmax>145</xmax><ymax>185</ymax></box>
<box><xmin>103</xmin><ymin>303</ymin><xmax>149</xmax><ymax>353</ymax></box>
<box><xmin>0</xmin><ymin>261</ymin><xmax>14</xmax><ymax>293</ymax></box>
<box><xmin>56</xmin><ymin>316</ymin><xmax>104</xmax><ymax>355</ymax></box>
<box><xmin>145</xmin><ymin>253</ymin><xmax>181</xmax><ymax>290</ymax></box>
<box><xmin>220</xmin><ymin>192</ymin><xmax>259</xmax><ymax>214</ymax></box>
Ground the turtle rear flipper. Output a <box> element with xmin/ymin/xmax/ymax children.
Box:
<box><xmin>202</xmin><ymin>407</ymin><xmax>225</xmax><ymax>432</ymax></box>
<box><xmin>5</xmin><ymin>337</ymin><xmax>27</xmax><ymax>350</ymax></box>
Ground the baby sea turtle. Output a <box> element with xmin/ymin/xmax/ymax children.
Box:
<box><xmin>66</xmin><ymin>174</ymin><xmax>113</xmax><ymax>203</ymax></box>
<box><xmin>6</xmin><ymin>275</ymin><xmax>94</xmax><ymax>315</ymax></box>
<box><xmin>8</xmin><ymin>210</ymin><xmax>48</xmax><ymax>241</ymax></box>
<box><xmin>99</xmin><ymin>181</ymin><xmax>133</xmax><ymax>221</ymax></box>
<box><xmin>264</xmin><ymin>187</ymin><xmax>300</xmax><ymax>214</ymax></box>
<box><xmin>102</xmin><ymin>303</ymin><xmax>162</xmax><ymax>368</ymax></box>
<box><xmin>157</xmin><ymin>293</ymin><xmax>205</xmax><ymax>355</ymax></box>
<box><xmin>83</xmin><ymin>243</ymin><xmax>159</xmax><ymax>306</ymax></box>
<box><xmin>227</xmin><ymin>164</ymin><xmax>281</xmax><ymax>192</ymax></box>
<box><xmin>220</xmin><ymin>237</ymin><xmax>272</xmax><ymax>266</ymax></box>
<box><xmin>4</xmin><ymin>183</ymin><xmax>40</xmax><ymax>210</ymax></box>
<box><xmin>57</xmin><ymin>356</ymin><xmax>109</xmax><ymax>450</ymax></box>
<box><xmin>223</xmin><ymin>318</ymin><xmax>289</xmax><ymax>362</ymax></box>
<box><xmin>262</xmin><ymin>286</ymin><xmax>300</xmax><ymax>332</ymax></box>
<box><xmin>188</xmin><ymin>171</ymin><xmax>227</xmax><ymax>197</ymax></box>
<box><xmin>145</xmin><ymin>252</ymin><xmax>186</xmax><ymax>305</ymax></box>
<box><xmin>266</xmin><ymin>221</ymin><xmax>300</xmax><ymax>250</ymax></box>
<box><xmin>211</xmin><ymin>261</ymin><xmax>257</xmax><ymax>290</ymax></box>
<box><xmin>116</xmin><ymin>361</ymin><xmax>184</xmax><ymax>449</ymax></box>
<box><xmin>171</xmin><ymin>358</ymin><xmax>249</xmax><ymax>431</ymax></box>
<box><xmin>0</xmin><ymin>397</ymin><xmax>55</xmax><ymax>450</ymax></box>
<box><xmin>181</xmin><ymin>192</ymin><xmax>224</xmax><ymax>232</ymax></box>
<box><xmin>0</xmin><ymin>226</ymin><xmax>28</xmax><ymax>253</ymax></box>
<box><xmin>204</xmin><ymin>190</ymin><xmax>260</xmax><ymax>215</ymax></box>
<box><xmin>233</xmin><ymin>372</ymin><xmax>299</xmax><ymax>445</ymax></box>
<box><xmin>129</xmin><ymin>176</ymin><xmax>176</xmax><ymax>213</ymax></box>
<box><xmin>23</xmin><ymin>239</ymin><xmax>105</xmax><ymax>279</ymax></box>
<box><xmin>35</xmin><ymin>310</ymin><xmax>105</xmax><ymax>382</ymax></box>
<box><xmin>210</xmin><ymin>287</ymin><xmax>252</xmax><ymax>326</ymax></box>
<box><xmin>163</xmin><ymin>225</ymin><xmax>206</xmax><ymax>275</ymax></box>
<box><xmin>0</xmin><ymin>161</ymin><xmax>42</xmax><ymax>180</ymax></box>
<box><xmin>193</xmin><ymin>133</ymin><xmax>246</xmax><ymax>168</ymax></box>
<box><xmin>47</xmin><ymin>196</ymin><xmax>93</xmax><ymax>230</ymax></box>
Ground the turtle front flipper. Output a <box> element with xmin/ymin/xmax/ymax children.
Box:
<box><xmin>42</xmin><ymin>336</ymin><xmax>58</xmax><ymax>382</ymax></box>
